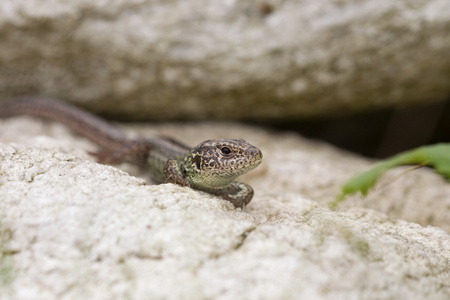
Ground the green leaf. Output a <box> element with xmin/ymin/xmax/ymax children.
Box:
<box><xmin>330</xmin><ymin>143</ymin><xmax>450</xmax><ymax>209</ymax></box>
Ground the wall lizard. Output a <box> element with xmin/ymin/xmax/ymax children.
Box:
<box><xmin>0</xmin><ymin>97</ymin><xmax>263</xmax><ymax>208</ymax></box>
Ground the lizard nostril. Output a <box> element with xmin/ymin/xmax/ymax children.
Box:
<box><xmin>250</xmin><ymin>147</ymin><xmax>262</xmax><ymax>159</ymax></box>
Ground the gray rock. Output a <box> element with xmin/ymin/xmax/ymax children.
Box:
<box><xmin>0</xmin><ymin>117</ymin><xmax>449</xmax><ymax>299</ymax></box>
<box><xmin>1</xmin><ymin>0</ymin><xmax>449</xmax><ymax>120</ymax></box>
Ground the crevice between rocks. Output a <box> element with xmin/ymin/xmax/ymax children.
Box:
<box><xmin>232</xmin><ymin>226</ymin><xmax>257</xmax><ymax>251</ymax></box>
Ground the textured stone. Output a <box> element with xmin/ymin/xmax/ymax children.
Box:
<box><xmin>0</xmin><ymin>0</ymin><xmax>449</xmax><ymax>120</ymax></box>
<box><xmin>0</xmin><ymin>117</ymin><xmax>449</xmax><ymax>299</ymax></box>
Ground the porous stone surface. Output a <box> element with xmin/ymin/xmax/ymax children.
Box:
<box><xmin>0</xmin><ymin>0</ymin><xmax>449</xmax><ymax>120</ymax></box>
<box><xmin>0</xmin><ymin>117</ymin><xmax>449</xmax><ymax>299</ymax></box>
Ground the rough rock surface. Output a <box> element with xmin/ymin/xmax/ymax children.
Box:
<box><xmin>0</xmin><ymin>117</ymin><xmax>449</xmax><ymax>299</ymax></box>
<box><xmin>1</xmin><ymin>0</ymin><xmax>449</xmax><ymax>120</ymax></box>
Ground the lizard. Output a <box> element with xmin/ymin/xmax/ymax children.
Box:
<box><xmin>0</xmin><ymin>97</ymin><xmax>263</xmax><ymax>208</ymax></box>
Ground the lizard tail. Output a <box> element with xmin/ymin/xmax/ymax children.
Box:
<box><xmin>0</xmin><ymin>97</ymin><xmax>128</xmax><ymax>150</ymax></box>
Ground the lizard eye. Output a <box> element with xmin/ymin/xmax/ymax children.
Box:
<box><xmin>220</xmin><ymin>147</ymin><xmax>231</xmax><ymax>155</ymax></box>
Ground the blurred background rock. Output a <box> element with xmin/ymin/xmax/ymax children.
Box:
<box><xmin>1</xmin><ymin>0</ymin><xmax>449</xmax><ymax>157</ymax></box>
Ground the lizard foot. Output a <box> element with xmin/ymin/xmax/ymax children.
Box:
<box><xmin>220</xmin><ymin>182</ymin><xmax>254</xmax><ymax>208</ymax></box>
<box><xmin>163</xmin><ymin>159</ymin><xmax>191</xmax><ymax>187</ymax></box>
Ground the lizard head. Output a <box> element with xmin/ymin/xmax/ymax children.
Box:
<box><xmin>185</xmin><ymin>139</ymin><xmax>263</xmax><ymax>188</ymax></box>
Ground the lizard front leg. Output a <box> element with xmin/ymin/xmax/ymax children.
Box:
<box><xmin>163</xmin><ymin>159</ymin><xmax>190</xmax><ymax>187</ymax></box>
<box><xmin>219</xmin><ymin>182</ymin><xmax>254</xmax><ymax>208</ymax></box>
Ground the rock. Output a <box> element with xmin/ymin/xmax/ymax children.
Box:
<box><xmin>1</xmin><ymin>0</ymin><xmax>449</xmax><ymax>120</ymax></box>
<box><xmin>0</xmin><ymin>117</ymin><xmax>449</xmax><ymax>299</ymax></box>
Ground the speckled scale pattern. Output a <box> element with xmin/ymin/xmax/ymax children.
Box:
<box><xmin>181</xmin><ymin>139</ymin><xmax>262</xmax><ymax>208</ymax></box>
<box><xmin>158</xmin><ymin>139</ymin><xmax>263</xmax><ymax>207</ymax></box>
<box><xmin>186</xmin><ymin>139</ymin><xmax>262</xmax><ymax>183</ymax></box>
